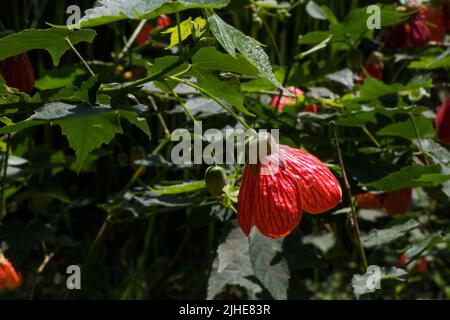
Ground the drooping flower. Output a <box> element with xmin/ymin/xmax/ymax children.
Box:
<box><xmin>356</xmin><ymin>189</ymin><xmax>412</xmax><ymax>215</ymax></box>
<box><xmin>435</xmin><ymin>97</ymin><xmax>450</xmax><ymax>144</ymax></box>
<box><xmin>156</xmin><ymin>14</ymin><xmax>171</xmax><ymax>28</ymax></box>
<box><xmin>270</xmin><ymin>87</ymin><xmax>318</xmax><ymax>113</ymax></box>
<box><xmin>0</xmin><ymin>53</ymin><xmax>35</xmax><ymax>94</ymax></box>
<box><xmin>136</xmin><ymin>24</ymin><xmax>154</xmax><ymax>45</ymax></box>
<box><xmin>0</xmin><ymin>253</ymin><xmax>22</xmax><ymax>292</ymax></box>
<box><xmin>383</xmin><ymin>189</ymin><xmax>412</xmax><ymax>215</ymax></box>
<box><xmin>237</xmin><ymin>136</ymin><xmax>342</xmax><ymax>238</ymax></box>
<box><xmin>360</xmin><ymin>51</ymin><xmax>384</xmax><ymax>81</ymax></box>
<box><xmin>385</xmin><ymin>9</ymin><xmax>430</xmax><ymax>49</ymax></box>
<box><xmin>424</xmin><ymin>5</ymin><xmax>446</xmax><ymax>42</ymax></box>
<box><xmin>356</xmin><ymin>192</ymin><xmax>382</xmax><ymax>209</ymax></box>
<box><xmin>270</xmin><ymin>87</ymin><xmax>304</xmax><ymax>112</ymax></box>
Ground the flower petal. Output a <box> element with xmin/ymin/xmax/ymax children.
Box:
<box><xmin>281</xmin><ymin>146</ymin><xmax>342</xmax><ymax>214</ymax></box>
<box><xmin>237</xmin><ymin>165</ymin><xmax>257</xmax><ymax>236</ymax></box>
<box><xmin>253</xmin><ymin>163</ymin><xmax>302</xmax><ymax>238</ymax></box>
<box><xmin>383</xmin><ymin>189</ymin><xmax>411</xmax><ymax>215</ymax></box>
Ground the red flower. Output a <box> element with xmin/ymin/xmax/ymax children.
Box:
<box><xmin>356</xmin><ymin>192</ymin><xmax>382</xmax><ymax>209</ymax></box>
<box><xmin>0</xmin><ymin>253</ymin><xmax>22</xmax><ymax>292</ymax></box>
<box><xmin>237</xmin><ymin>138</ymin><xmax>342</xmax><ymax>238</ymax></box>
<box><xmin>383</xmin><ymin>189</ymin><xmax>412</xmax><ymax>215</ymax></box>
<box><xmin>156</xmin><ymin>14</ymin><xmax>171</xmax><ymax>28</ymax></box>
<box><xmin>270</xmin><ymin>87</ymin><xmax>304</xmax><ymax>112</ymax></box>
<box><xmin>356</xmin><ymin>189</ymin><xmax>411</xmax><ymax>215</ymax></box>
<box><xmin>424</xmin><ymin>5</ymin><xmax>446</xmax><ymax>42</ymax></box>
<box><xmin>417</xmin><ymin>258</ymin><xmax>428</xmax><ymax>273</ymax></box>
<box><xmin>304</xmin><ymin>104</ymin><xmax>318</xmax><ymax>114</ymax></box>
<box><xmin>385</xmin><ymin>12</ymin><xmax>429</xmax><ymax>49</ymax></box>
<box><xmin>435</xmin><ymin>97</ymin><xmax>450</xmax><ymax>144</ymax></box>
<box><xmin>0</xmin><ymin>53</ymin><xmax>35</xmax><ymax>94</ymax></box>
<box><xmin>399</xmin><ymin>254</ymin><xmax>409</xmax><ymax>267</ymax></box>
<box><xmin>136</xmin><ymin>24</ymin><xmax>154</xmax><ymax>45</ymax></box>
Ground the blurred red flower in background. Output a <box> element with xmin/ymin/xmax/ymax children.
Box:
<box><xmin>0</xmin><ymin>53</ymin><xmax>35</xmax><ymax>94</ymax></box>
<box><xmin>424</xmin><ymin>5</ymin><xmax>446</xmax><ymax>42</ymax></box>
<box><xmin>238</xmin><ymin>136</ymin><xmax>342</xmax><ymax>238</ymax></box>
<box><xmin>0</xmin><ymin>253</ymin><xmax>22</xmax><ymax>292</ymax></box>
<box><xmin>136</xmin><ymin>15</ymin><xmax>172</xmax><ymax>46</ymax></box>
<box><xmin>435</xmin><ymin>97</ymin><xmax>450</xmax><ymax>144</ymax></box>
<box><xmin>356</xmin><ymin>189</ymin><xmax>412</xmax><ymax>215</ymax></box>
<box><xmin>271</xmin><ymin>87</ymin><xmax>318</xmax><ymax>113</ymax></box>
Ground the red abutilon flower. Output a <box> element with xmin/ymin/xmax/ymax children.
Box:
<box><xmin>360</xmin><ymin>51</ymin><xmax>384</xmax><ymax>81</ymax></box>
<box><xmin>270</xmin><ymin>87</ymin><xmax>317</xmax><ymax>113</ymax></box>
<box><xmin>435</xmin><ymin>97</ymin><xmax>450</xmax><ymax>144</ymax></box>
<box><xmin>271</xmin><ymin>87</ymin><xmax>304</xmax><ymax>112</ymax></box>
<box><xmin>0</xmin><ymin>253</ymin><xmax>22</xmax><ymax>292</ymax></box>
<box><xmin>156</xmin><ymin>14</ymin><xmax>171</xmax><ymax>28</ymax></box>
<box><xmin>0</xmin><ymin>53</ymin><xmax>35</xmax><ymax>94</ymax></box>
<box><xmin>136</xmin><ymin>24</ymin><xmax>154</xmax><ymax>45</ymax></box>
<box><xmin>424</xmin><ymin>5</ymin><xmax>446</xmax><ymax>42</ymax></box>
<box><xmin>356</xmin><ymin>189</ymin><xmax>411</xmax><ymax>215</ymax></box>
<box><xmin>383</xmin><ymin>189</ymin><xmax>412</xmax><ymax>215</ymax></box>
<box><xmin>237</xmin><ymin>135</ymin><xmax>342</xmax><ymax>238</ymax></box>
<box><xmin>385</xmin><ymin>9</ymin><xmax>430</xmax><ymax>49</ymax></box>
<box><xmin>416</xmin><ymin>258</ymin><xmax>428</xmax><ymax>273</ymax></box>
<box><xmin>356</xmin><ymin>192</ymin><xmax>382</xmax><ymax>209</ymax></box>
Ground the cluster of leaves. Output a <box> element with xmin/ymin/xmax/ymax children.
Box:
<box><xmin>0</xmin><ymin>0</ymin><xmax>449</xmax><ymax>299</ymax></box>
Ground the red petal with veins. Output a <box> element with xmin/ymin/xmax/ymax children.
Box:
<box><xmin>237</xmin><ymin>162</ymin><xmax>302</xmax><ymax>239</ymax></box>
<box><xmin>281</xmin><ymin>146</ymin><xmax>342</xmax><ymax>214</ymax></box>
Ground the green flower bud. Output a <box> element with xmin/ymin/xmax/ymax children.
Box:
<box><xmin>204</xmin><ymin>165</ymin><xmax>226</xmax><ymax>196</ymax></box>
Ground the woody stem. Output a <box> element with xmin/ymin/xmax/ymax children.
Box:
<box><xmin>331</xmin><ymin>121</ymin><xmax>368</xmax><ymax>273</ymax></box>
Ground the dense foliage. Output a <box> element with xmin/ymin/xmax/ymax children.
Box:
<box><xmin>0</xmin><ymin>0</ymin><xmax>449</xmax><ymax>299</ymax></box>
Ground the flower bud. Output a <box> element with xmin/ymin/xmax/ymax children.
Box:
<box><xmin>204</xmin><ymin>165</ymin><xmax>226</xmax><ymax>196</ymax></box>
<box><xmin>0</xmin><ymin>53</ymin><xmax>35</xmax><ymax>94</ymax></box>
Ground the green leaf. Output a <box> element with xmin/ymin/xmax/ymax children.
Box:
<box><xmin>78</xmin><ymin>0</ymin><xmax>230</xmax><ymax>28</ymax></box>
<box><xmin>119</xmin><ymin>110</ymin><xmax>151</xmax><ymax>139</ymax></box>
<box><xmin>306</xmin><ymin>1</ymin><xmax>327</xmax><ymax>20</ymax></box>
<box><xmin>189</xmin><ymin>70</ymin><xmax>253</xmax><ymax>116</ymax></box>
<box><xmin>207</xmin><ymin>223</ymin><xmax>264</xmax><ymax>300</ymax></box>
<box><xmin>56</xmin><ymin>110</ymin><xmax>123</xmax><ymax>172</ymax></box>
<box><xmin>207</xmin><ymin>13</ymin><xmax>281</xmax><ymax>89</ymax></box>
<box><xmin>192</xmin><ymin>47</ymin><xmax>259</xmax><ymax>76</ymax></box>
<box><xmin>356</xmin><ymin>76</ymin><xmax>432</xmax><ymax>102</ymax></box>
<box><xmin>35</xmin><ymin>66</ymin><xmax>86</xmax><ymax>90</ymax></box>
<box><xmin>163</xmin><ymin>17</ymin><xmax>206</xmax><ymax>49</ymax></box>
<box><xmin>405</xmin><ymin>233</ymin><xmax>449</xmax><ymax>262</ymax></box>
<box><xmin>365</xmin><ymin>164</ymin><xmax>450</xmax><ymax>191</ymax></box>
<box><xmin>298</xmin><ymin>31</ymin><xmax>331</xmax><ymax>45</ymax></box>
<box><xmin>0</xmin><ymin>28</ymin><xmax>96</xmax><ymax>65</ymax></box>
<box><xmin>361</xmin><ymin>219</ymin><xmax>420</xmax><ymax>248</ymax></box>
<box><xmin>150</xmin><ymin>180</ymin><xmax>206</xmax><ymax>194</ymax></box>
<box><xmin>249</xmin><ymin>230</ymin><xmax>290</xmax><ymax>300</ymax></box>
<box><xmin>376</xmin><ymin>116</ymin><xmax>435</xmax><ymax>140</ymax></box>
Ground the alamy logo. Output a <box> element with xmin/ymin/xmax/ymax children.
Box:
<box><xmin>170</xmin><ymin>123</ymin><xmax>280</xmax><ymax>175</ymax></box>
<box><xmin>66</xmin><ymin>5</ymin><xmax>81</xmax><ymax>30</ymax></box>
<box><xmin>367</xmin><ymin>5</ymin><xmax>381</xmax><ymax>30</ymax></box>
<box><xmin>66</xmin><ymin>265</ymin><xmax>81</xmax><ymax>290</ymax></box>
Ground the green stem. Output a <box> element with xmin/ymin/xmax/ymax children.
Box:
<box><xmin>362</xmin><ymin>125</ymin><xmax>381</xmax><ymax>148</ymax></box>
<box><xmin>164</xmin><ymin>80</ymin><xmax>199</xmax><ymax>126</ymax></box>
<box><xmin>65</xmin><ymin>37</ymin><xmax>95</xmax><ymax>78</ymax></box>
<box><xmin>100</xmin><ymin>45</ymin><xmax>200</xmax><ymax>94</ymax></box>
<box><xmin>261</xmin><ymin>16</ymin><xmax>282</xmax><ymax>65</ymax></box>
<box><xmin>409</xmin><ymin>112</ymin><xmax>430</xmax><ymax>166</ymax></box>
<box><xmin>175</xmin><ymin>11</ymin><xmax>184</xmax><ymax>52</ymax></box>
<box><xmin>331</xmin><ymin>122</ymin><xmax>368</xmax><ymax>273</ymax></box>
<box><xmin>0</xmin><ymin>133</ymin><xmax>11</xmax><ymax>221</ymax></box>
<box><xmin>169</xmin><ymin>76</ymin><xmax>251</xmax><ymax>130</ymax></box>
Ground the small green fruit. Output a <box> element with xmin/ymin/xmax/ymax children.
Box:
<box><xmin>204</xmin><ymin>165</ymin><xmax>226</xmax><ymax>196</ymax></box>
